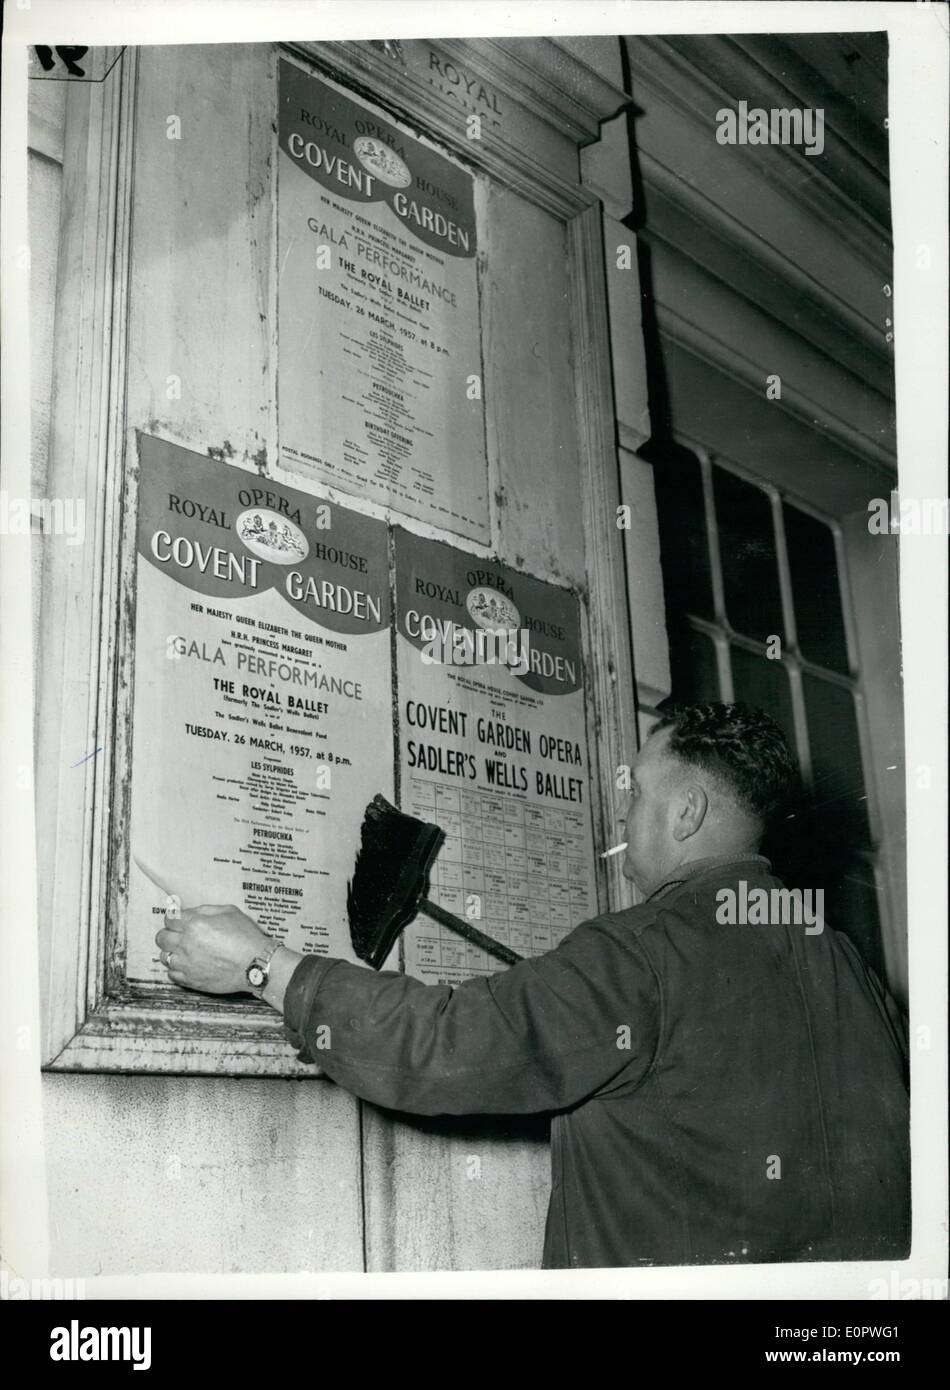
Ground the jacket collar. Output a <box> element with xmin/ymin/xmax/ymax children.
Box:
<box><xmin>646</xmin><ymin>852</ymin><xmax>772</xmax><ymax>902</ymax></box>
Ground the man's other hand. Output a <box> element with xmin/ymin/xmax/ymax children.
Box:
<box><xmin>155</xmin><ymin>904</ymin><xmax>269</xmax><ymax>994</ymax></box>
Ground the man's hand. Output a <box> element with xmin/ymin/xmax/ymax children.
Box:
<box><xmin>155</xmin><ymin>904</ymin><xmax>269</xmax><ymax>994</ymax></box>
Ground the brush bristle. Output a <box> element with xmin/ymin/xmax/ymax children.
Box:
<box><xmin>347</xmin><ymin>794</ymin><xmax>445</xmax><ymax>969</ymax></box>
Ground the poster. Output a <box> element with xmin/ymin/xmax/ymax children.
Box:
<box><xmin>394</xmin><ymin>530</ymin><xmax>598</xmax><ymax>985</ymax></box>
<box><xmin>125</xmin><ymin>434</ymin><xmax>393</xmax><ymax>984</ymax></box>
<box><xmin>277</xmin><ymin>59</ymin><xmax>489</xmax><ymax>542</ymax></box>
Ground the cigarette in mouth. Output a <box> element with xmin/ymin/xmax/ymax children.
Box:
<box><xmin>600</xmin><ymin>842</ymin><xmax>628</xmax><ymax>859</ymax></box>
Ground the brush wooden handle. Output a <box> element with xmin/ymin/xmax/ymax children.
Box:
<box><xmin>420</xmin><ymin>898</ymin><xmax>523</xmax><ymax>966</ymax></box>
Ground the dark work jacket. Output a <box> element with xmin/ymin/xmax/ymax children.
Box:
<box><xmin>283</xmin><ymin>854</ymin><xmax>910</xmax><ymax>1268</ymax></box>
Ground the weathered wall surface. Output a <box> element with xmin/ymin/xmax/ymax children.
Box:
<box><xmin>37</xmin><ymin>44</ymin><xmax>364</xmax><ymax>1278</ymax></box>
<box><xmin>28</xmin><ymin>80</ymin><xmax>66</xmax><ymax>707</ymax></box>
<box><xmin>43</xmin><ymin>1074</ymin><xmax>363</xmax><ymax>1274</ymax></box>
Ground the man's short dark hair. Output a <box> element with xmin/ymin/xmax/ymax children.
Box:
<box><xmin>652</xmin><ymin>701</ymin><xmax>798</xmax><ymax>822</ymax></box>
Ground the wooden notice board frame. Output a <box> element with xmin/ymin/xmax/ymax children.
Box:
<box><xmin>37</xmin><ymin>39</ymin><xmax>636</xmax><ymax>1075</ymax></box>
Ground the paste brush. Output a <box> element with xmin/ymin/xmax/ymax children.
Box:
<box><xmin>347</xmin><ymin>793</ymin><xmax>523</xmax><ymax>970</ymax></box>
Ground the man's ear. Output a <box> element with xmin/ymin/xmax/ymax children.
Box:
<box><xmin>673</xmin><ymin>783</ymin><xmax>708</xmax><ymax>841</ymax></box>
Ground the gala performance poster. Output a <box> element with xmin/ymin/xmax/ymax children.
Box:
<box><xmin>277</xmin><ymin>59</ymin><xmax>490</xmax><ymax>542</ymax></box>
<box><xmin>125</xmin><ymin>434</ymin><xmax>394</xmax><ymax>983</ymax></box>
<box><xmin>394</xmin><ymin>529</ymin><xmax>599</xmax><ymax>985</ymax></box>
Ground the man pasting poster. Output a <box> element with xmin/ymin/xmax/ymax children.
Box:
<box><xmin>277</xmin><ymin>59</ymin><xmax>489</xmax><ymax>541</ymax></box>
<box><xmin>126</xmin><ymin>433</ymin><xmax>393</xmax><ymax>982</ymax></box>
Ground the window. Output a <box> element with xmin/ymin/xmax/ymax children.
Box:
<box><xmin>649</xmin><ymin>442</ymin><xmax>888</xmax><ymax>980</ymax></box>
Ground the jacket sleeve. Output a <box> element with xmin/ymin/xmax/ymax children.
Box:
<box><xmin>282</xmin><ymin>915</ymin><xmax>661</xmax><ymax>1115</ymax></box>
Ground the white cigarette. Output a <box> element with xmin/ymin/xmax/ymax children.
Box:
<box><xmin>600</xmin><ymin>842</ymin><xmax>628</xmax><ymax>858</ymax></box>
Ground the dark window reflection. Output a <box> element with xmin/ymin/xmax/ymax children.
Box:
<box><xmin>729</xmin><ymin>645</ymin><xmax>797</xmax><ymax>753</ymax></box>
<box><xmin>713</xmin><ymin>467</ymin><xmax>783</xmax><ymax>643</ymax></box>
<box><xmin>784</xmin><ymin>504</ymin><xmax>850</xmax><ymax>674</ymax></box>
<box><xmin>803</xmin><ymin>675</ymin><xmax>872</xmax><ymax>849</ymax></box>
<box><xmin>669</xmin><ymin>623</ymin><xmax>721</xmax><ymax>704</ymax></box>
<box><xmin>651</xmin><ymin>445</ymin><xmax>714</xmax><ymax>622</ymax></box>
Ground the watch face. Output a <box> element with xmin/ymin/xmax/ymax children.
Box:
<box><xmin>247</xmin><ymin>965</ymin><xmax>265</xmax><ymax>988</ymax></box>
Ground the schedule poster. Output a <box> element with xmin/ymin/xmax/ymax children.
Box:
<box><xmin>394</xmin><ymin>530</ymin><xmax>599</xmax><ymax>985</ymax></box>
<box><xmin>125</xmin><ymin>434</ymin><xmax>394</xmax><ymax>984</ymax></box>
<box><xmin>277</xmin><ymin>59</ymin><xmax>489</xmax><ymax>542</ymax></box>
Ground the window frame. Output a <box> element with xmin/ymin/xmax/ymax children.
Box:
<box><xmin>651</xmin><ymin>433</ymin><xmax>903</xmax><ymax>989</ymax></box>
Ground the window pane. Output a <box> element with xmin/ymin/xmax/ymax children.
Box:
<box><xmin>712</xmin><ymin>467</ymin><xmax>783</xmax><ymax>642</ymax></box>
<box><xmin>783</xmin><ymin>504</ymin><xmax>850</xmax><ymax>674</ymax></box>
<box><xmin>652</xmin><ymin>446</ymin><xmax>714</xmax><ymax>621</ymax></box>
<box><xmin>669</xmin><ymin>622</ymin><xmax>722</xmax><ymax>703</ymax></box>
<box><xmin>802</xmin><ymin>675</ymin><xmax>872</xmax><ymax>848</ymax></box>
<box><xmin>729</xmin><ymin>645</ymin><xmax>797</xmax><ymax>756</ymax></box>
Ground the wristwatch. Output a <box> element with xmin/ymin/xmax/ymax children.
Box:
<box><xmin>245</xmin><ymin>940</ymin><xmax>281</xmax><ymax>997</ymax></box>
